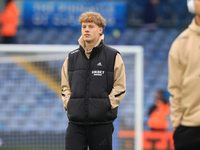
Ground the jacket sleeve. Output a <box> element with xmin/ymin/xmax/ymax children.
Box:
<box><xmin>148</xmin><ymin>104</ymin><xmax>157</xmax><ymax>116</ymax></box>
<box><xmin>61</xmin><ymin>57</ymin><xmax>71</xmax><ymax>111</ymax></box>
<box><xmin>168</xmin><ymin>39</ymin><xmax>184</xmax><ymax>128</ymax></box>
<box><xmin>109</xmin><ymin>53</ymin><xmax>126</xmax><ymax>109</ymax></box>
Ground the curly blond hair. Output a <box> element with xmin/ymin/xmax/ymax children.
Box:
<box><xmin>79</xmin><ymin>12</ymin><xmax>106</xmax><ymax>29</ymax></box>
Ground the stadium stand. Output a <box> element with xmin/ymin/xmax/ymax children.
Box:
<box><xmin>0</xmin><ymin>0</ymin><xmax>194</xmax><ymax>148</ymax></box>
<box><xmin>0</xmin><ymin>26</ymin><xmax>182</xmax><ymax>132</ymax></box>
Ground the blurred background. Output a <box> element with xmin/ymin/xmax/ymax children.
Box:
<box><xmin>0</xmin><ymin>0</ymin><xmax>195</xmax><ymax>150</ymax></box>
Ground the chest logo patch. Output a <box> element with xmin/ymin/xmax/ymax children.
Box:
<box><xmin>92</xmin><ymin>70</ymin><xmax>105</xmax><ymax>76</ymax></box>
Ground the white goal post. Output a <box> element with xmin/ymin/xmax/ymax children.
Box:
<box><xmin>0</xmin><ymin>44</ymin><xmax>143</xmax><ymax>150</ymax></box>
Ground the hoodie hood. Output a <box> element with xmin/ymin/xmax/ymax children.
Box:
<box><xmin>78</xmin><ymin>34</ymin><xmax>104</xmax><ymax>59</ymax></box>
<box><xmin>189</xmin><ymin>18</ymin><xmax>200</xmax><ymax>34</ymax></box>
<box><xmin>78</xmin><ymin>34</ymin><xmax>105</xmax><ymax>52</ymax></box>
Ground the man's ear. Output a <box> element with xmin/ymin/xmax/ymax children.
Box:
<box><xmin>99</xmin><ymin>27</ymin><xmax>103</xmax><ymax>34</ymax></box>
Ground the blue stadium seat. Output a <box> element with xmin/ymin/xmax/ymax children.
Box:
<box><xmin>1</xmin><ymin>25</ymin><xmax>184</xmax><ymax>132</ymax></box>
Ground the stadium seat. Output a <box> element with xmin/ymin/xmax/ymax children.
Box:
<box><xmin>1</xmin><ymin>24</ymin><xmax>184</xmax><ymax>133</ymax></box>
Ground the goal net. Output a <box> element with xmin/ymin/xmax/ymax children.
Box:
<box><xmin>0</xmin><ymin>44</ymin><xmax>143</xmax><ymax>150</ymax></box>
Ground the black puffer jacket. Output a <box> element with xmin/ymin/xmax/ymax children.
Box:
<box><xmin>67</xmin><ymin>42</ymin><xmax>119</xmax><ymax>124</ymax></box>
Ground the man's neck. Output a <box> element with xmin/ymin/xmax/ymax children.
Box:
<box><xmin>85</xmin><ymin>43</ymin><xmax>95</xmax><ymax>52</ymax></box>
<box><xmin>195</xmin><ymin>15</ymin><xmax>200</xmax><ymax>26</ymax></box>
<box><xmin>85</xmin><ymin>37</ymin><xmax>99</xmax><ymax>52</ymax></box>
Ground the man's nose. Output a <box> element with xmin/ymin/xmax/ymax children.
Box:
<box><xmin>85</xmin><ymin>27</ymin><xmax>89</xmax><ymax>30</ymax></box>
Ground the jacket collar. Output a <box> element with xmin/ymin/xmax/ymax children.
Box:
<box><xmin>78</xmin><ymin>34</ymin><xmax>105</xmax><ymax>59</ymax></box>
<box><xmin>189</xmin><ymin>18</ymin><xmax>200</xmax><ymax>34</ymax></box>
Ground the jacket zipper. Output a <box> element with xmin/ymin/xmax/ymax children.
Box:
<box><xmin>85</xmin><ymin>59</ymin><xmax>91</xmax><ymax>121</ymax></box>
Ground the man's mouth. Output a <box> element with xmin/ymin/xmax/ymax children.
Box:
<box><xmin>84</xmin><ymin>34</ymin><xmax>90</xmax><ymax>37</ymax></box>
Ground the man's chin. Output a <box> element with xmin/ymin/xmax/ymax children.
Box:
<box><xmin>84</xmin><ymin>39</ymin><xmax>92</xmax><ymax>43</ymax></box>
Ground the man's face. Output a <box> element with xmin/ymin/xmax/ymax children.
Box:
<box><xmin>155</xmin><ymin>92</ymin><xmax>163</xmax><ymax>100</ymax></box>
<box><xmin>81</xmin><ymin>22</ymin><xmax>103</xmax><ymax>43</ymax></box>
<box><xmin>194</xmin><ymin>0</ymin><xmax>200</xmax><ymax>15</ymax></box>
<box><xmin>151</xmin><ymin>0</ymin><xmax>159</xmax><ymax>5</ymax></box>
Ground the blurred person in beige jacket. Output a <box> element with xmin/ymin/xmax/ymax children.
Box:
<box><xmin>168</xmin><ymin>0</ymin><xmax>200</xmax><ymax>149</ymax></box>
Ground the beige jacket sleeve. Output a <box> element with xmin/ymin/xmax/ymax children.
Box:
<box><xmin>168</xmin><ymin>39</ymin><xmax>184</xmax><ymax>128</ymax></box>
<box><xmin>61</xmin><ymin>57</ymin><xmax>71</xmax><ymax>111</ymax></box>
<box><xmin>109</xmin><ymin>53</ymin><xmax>126</xmax><ymax>109</ymax></box>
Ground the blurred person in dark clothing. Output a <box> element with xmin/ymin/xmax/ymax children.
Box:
<box><xmin>148</xmin><ymin>90</ymin><xmax>170</xmax><ymax>131</ymax></box>
<box><xmin>143</xmin><ymin>0</ymin><xmax>160</xmax><ymax>31</ymax></box>
<box><xmin>0</xmin><ymin>0</ymin><xmax>20</xmax><ymax>44</ymax></box>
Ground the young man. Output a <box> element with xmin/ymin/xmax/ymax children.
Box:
<box><xmin>61</xmin><ymin>12</ymin><xmax>126</xmax><ymax>150</ymax></box>
<box><xmin>168</xmin><ymin>0</ymin><xmax>200</xmax><ymax>149</ymax></box>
